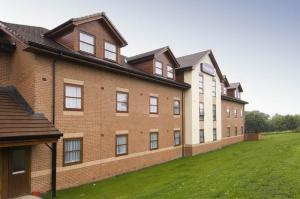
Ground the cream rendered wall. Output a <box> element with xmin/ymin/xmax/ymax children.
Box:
<box><xmin>184</xmin><ymin>53</ymin><xmax>222</xmax><ymax>145</ymax></box>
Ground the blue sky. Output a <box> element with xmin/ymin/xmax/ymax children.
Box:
<box><xmin>1</xmin><ymin>0</ymin><xmax>299</xmax><ymax>115</ymax></box>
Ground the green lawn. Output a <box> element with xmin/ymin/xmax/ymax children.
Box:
<box><xmin>44</xmin><ymin>132</ymin><xmax>300</xmax><ymax>199</ymax></box>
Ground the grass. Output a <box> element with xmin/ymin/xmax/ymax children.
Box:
<box><xmin>44</xmin><ymin>132</ymin><xmax>300</xmax><ymax>199</ymax></box>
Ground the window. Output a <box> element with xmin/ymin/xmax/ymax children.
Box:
<box><xmin>116</xmin><ymin>91</ymin><xmax>128</xmax><ymax>112</ymax></box>
<box><xmin>241</xmin><ymin>126</ymin><xmax>244</xmax><ymax>134</ymax></box>
<box><xmin>213</xmin><ymin>128</ymin><xmax>217</xmax><ymax>141</ymax></box>
<box><xmin>199</xmin><ymin>74</ymin><xmax>204</xmax><ymax>93</ymax></box>
<box><xmin>104</xmin><ymin>42</ymin><xmax>117</xmax><ymax>61</ymax></box>
<box><xmin>167</xmin><ymin>65</ymin><xmax>174</xmax><ymax>79</ymax></box>
<box><xmin>116</xmin><ymin>135</ymin><xmax>128</xmax><ymax>156</ymax></box>
<box><xmin>173</xmin><ymin>100</ymin><xmax>180</xmax><ymax>115</ymax></box>
<box><xmin>240</xmin><ymin>109</ymin><xmax>243</xmax><ymax>118</ymax></box>
<box><xmin>174</xmin><ymin>131</ymin><xmax>181</xmax><ymax>146</ymax></box>
<box><xmin>226</xmin><ymin>127</ymin><xmax>231</xmax><ymax>137</ymax></box>
<box><xmin>212</xmin><ymin>79</ymin><xmax>216</xmax><ymax>97</ymax></box>
<box><xmin>79</xmin><ymin>32</ymin><xmax>95</xmax><ymax>54</ymax></box>
<box><xmin>64</xmin><ymin>84</ymin><xmax>83</xmax><ymax>111</ymax></box>
<box><xmin>223</xmin><ymin>87</ymin><xmax>227</xmax><ymax>95</ymax></box>
<box><xmin>199</xmin><ymin>129</ymin><xmax>205</xmax><ymax>143</ymax></box>
<box><xmin>235</xmin><ymin>127</ymin><xmax>238</xmax><ymax>136</ymax></box>
<box><xmin>234</xmin><ymin>109</ymin><xmax>238</xmax><ymax>118</ymax></box>
<box><xmin>199</xmin><ymin>102</ymin><xmax>204</xmax><ymax>121</ymax></box>
<box><xmin>150</xmin><ymin>132</ymin><xmax>159</xmax><ymax>150</ymax></box>
<box><xmin>64</xmin><ymin>138</ymin><xmax>82</xmax><ymax>165</ymax></box>
<box><xmin>235</xmin><ymin>90</ymin><xmax>241</xmax><ymax>99</ymax></box>
<box><xmin>213</xmin><ymin>104</ymin><xmax>216</xmax><ymax>121</ymax></box>
<box><xmin>155</xmin><ymin>61</ymin><xmax>163</xmax><ymax>76</ymax></box>
<box><xmin>226</xmin><ymin>108</ymin><xmax>230</xmax><ymax>118</ymax></box>
<box><xmin>12</xmin><ymin>149</ymin><xmax>26</xmax><ymax>174</ymax></box>
<box><xmin>149</xmin><ymin>96</ymin><xmax>158</xmax><ymax>114</ymax></box>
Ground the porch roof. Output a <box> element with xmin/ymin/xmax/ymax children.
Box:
<box><xmin>0</xmin><ymin>87</ymin><xmax>62</xmax><ymax>147</ymax></box>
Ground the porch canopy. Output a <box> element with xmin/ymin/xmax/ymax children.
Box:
<box><xmin>0</xmin><ymin>87</ymin><xmax>62</xmax><ymax>147</ymax></box>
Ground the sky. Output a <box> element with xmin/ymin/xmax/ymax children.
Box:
<box><xmin>0</xmin><ymin>0</ymin><xmax>299</xmax><ymax>116</ymax></box>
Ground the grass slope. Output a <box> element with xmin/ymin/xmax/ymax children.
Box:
<box><xmin>44</xmin><ymin>132</ymin><xmax>300</xmax><ymax>199</ymax></box>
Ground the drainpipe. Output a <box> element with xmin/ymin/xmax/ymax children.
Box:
<box><xmin>51</xmin><ymin>56</ymin><xmax>59</xmax><ymax>199</ymax></box>
<box><xmin>181</xmin><ymin>90</ymin><xmax>185</xmax><ymax>157</ymax></box>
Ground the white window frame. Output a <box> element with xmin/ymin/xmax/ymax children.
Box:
<box><xmin>104</xmin><ymin>41</ymin><xmax>117</xmax><ymax>61</ymax></box>
<box><xmin>79</xmin><ymin>32</ymin><xmax>95</xmax><ymax>54</ymax></box>
<box><xmin>155</xmin><ymin>61</ymin><xmax>163</xmax><ymax>76</ymax></box>
<box><xmin>167</xmin><ymin>65</ymin><xmax>174</xmax><ymax>79</ymax></box>
<box><xmin>199</xmin><ymin>74</ymin><xmax>204</xmax><ymax>93</ymax></box>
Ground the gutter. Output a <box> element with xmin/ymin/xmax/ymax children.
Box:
<box><xmin>221</xmin><ymin>95</ymin><xmax>248</xmax><ymax>104</ymax></box>
<box><xmin>25</xmin><ymin>42</ymin><xmax>190</xmax><ymax>90</ymax></box>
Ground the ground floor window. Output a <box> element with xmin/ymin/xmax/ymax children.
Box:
<box><xmin>199</xmin><ymin>129</ymin><xmax>205</xmax><ymax>143</ymax></box>
<box><xmin>116</xmin><ymin>134</ymin><xmax>128</xmax><ymax>156</ymax></box>
<box><xmin>241</xmin><ymin>126</ymin><xmax>244</xmax><ymax>134</ymax></box>
<box><xmin>64</xmin><ymin>138</ymin><xmax>82</xmax><ymax>165</ymax></box>
<box><xmin>227</xmin><ymin>127</ymin><xmax>231</xmax><ymax>137</ymax></box>
<box><xmin>213</xmin><ymin>128</ymin><xmax>217</xmax><ymax>141</ymax></box>
<box><xmin>235</xmin><ymin>126</ymin><xmax>238</xmax><ymax>136</ymax></box>
<box><xmin>174</xmin><ymin>131</ymin><xmax>181</xmax><ymax>146</ymax></box>
<box><xmin>150</xmin><ymin>132</ymin><xmax>159</xmax><ymax>150</ymax></box>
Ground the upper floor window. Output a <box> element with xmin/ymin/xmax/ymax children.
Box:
<box><xmin>64</xmin><ymin>84</ymin><xmax>83</xmax><ymax>111</ymax></box>
<box><xmin>104</xmin><ymin>42</ymin><xmax>117</xmax><ymax>61</ymax></box>
<box><xmin>199</xmin><ymin>74</ymin><xmax>204</xmax><ymax>93</ymax></box>
<box><xmin>226</xmin><ymin>108</ymin><xmax>230</xmax><ymax>118</ymax></box>
<box><xmin>79</xmin><ymin>32</ymin><xmax>95</xmax><ymax>54</ymax></box>
<box><xmin>149</xmin><ymin>96</ymin><xmax>158</xmax><ymax>114</ymax></box>
<box><xmin>167</xmin><ymin>65</ymin><xmax>174</xmax><ymax>79</ymax></box>
<box><xmin>240</xmin><ymin>109</ymin><xmax>243</xmax><ymax>117</ymax></box>
<box><xmin>213</xmin><ymin>104</ymin><xmax>217</xmax><ymax>121</ymax></box>
<box><xmin>173</xmin><ymin>100</ymin><xmax>180</xmax><ymax>115</ymax></box>
<box><xmin>155</xmin><ymin>61</ymin><xmax>163</xmax><ymax>76</ymax></box>
<box><xmin>63</xmin><ymin>138</ymin><xmax>82</xmax><ymax>166</ymax></box>
<box><xmin>212</xmin><ymin>79</ymin><xmax>216</xmax><ymax>97</ymax></box>
<box><xmin>223</xmin><ymin>87</ymin><xmax>227</xmax><ymax>95</ymax></box>
<box><xmin>116</xmin><ymin>134</ymin><xmax>128</xmax><ymax>156</ymax></box>
<box><xmin>234</xmin><ymin>109</ymin><xmax>238</xmax><ymax>118</ymax></box>
<box><xmin>199</xmin><ymin>102</ymin><xmax>204</xmax><ymax>121</ymax></box>
<box><xmin>116</xmin><ymin>91</ymin><xmax>128</xmax><ymax>113</ymax></box>
<box><xmin>235</xmin><ymin>90</ymin><xmax>241</xmax><ymax>99</ymax></box>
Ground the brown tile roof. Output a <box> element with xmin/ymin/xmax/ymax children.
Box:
<box><xmin>127</xmin><ymin>47</ymin><xmax>167</xmax><ymax>62</ymax></box>
<box><xmin>221</xmin><ymin>94</ymin><xmax>248</xmax><ymax>104</ymax></box>
<box><xmin>176</xmin><ymin>50</ymin><xmax>210</xmax><ymax>69</ymax></box>
<box><xmin>228</xmin><ymin>82</ymin><xmax>243</xmax><ymax>92</ymax></box>
<box><xmin>0</xmin><ymin>87</ymin><xmax>62</xmax><ymax>142</ymax></box>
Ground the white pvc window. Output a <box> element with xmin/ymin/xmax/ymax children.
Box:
<box><xmin>65</xmin><ymin>85</ymin><xmax>82</xmax><ymax>110</ymax></box>
<box><xmin>149</xmin><ymin>96</ymin><xmax>158</xmax><ymax>114</ymax></box>
<box><xmin>104</xmin><ymin>42</ymin><xmax>117</xmax><ymax>61</ymax></box>
<box><xmin>79</xmin><ymin>32</ymin><xmax>95</xmax><ymax>54</ymax></box>
<box><xmin>155</xmin><ymin>61</ymin><xmax>163</xmax><ymax>75</ymax></box>
<box><xmin>167</xmin><ymin>65</ymin><xmax>174</xmax><ymax>79</ymax></box>
<box><xmin>64</xmin><ymin>139</ymin><xmax>81</xmax><ymax>164</ymax></box>
<box><xmin>212</xmin><ymin>80</ymin><xmax>216</xmax><ymax>97</ymax></box>
<box><xmin>199</xmin><ymin>74</ymin><xmax>204</xmax><ymax>93</ymax></box>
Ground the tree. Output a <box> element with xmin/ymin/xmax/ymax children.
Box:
<box><xmin>245</xmin><ymin>111</ymin><xmax>270</xmax><ymax>133</ymax></box>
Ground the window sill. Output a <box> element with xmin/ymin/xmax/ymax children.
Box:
<box><xmin>116</xmin><ymin>112</ymin><xmax>129</xmax><ymax>117</ymax></box>
<box><xmin>63</xmin><ymin>111</ymin><xmax>84</xmax><ymax>116</ymax></box>
<box><xmin>173</xmin><ymin>115</ymin><xmax>181</xmax><ymax>118</ymax></box>
<box><xmin>149</xmin><ymin>114</ymin><xmax>159</xmax><ymax>117</ymax></box>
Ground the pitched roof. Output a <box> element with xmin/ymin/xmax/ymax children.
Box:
<box><xmin>228</xmin><ymin>82</ymin><xmax>243</xmax><ymax>92</ymax></box>
<box><xmin>44</xmin><ymin>12</ymin><xmax>128</xmax><ymax>47</ymax></box>
<box><xmin>176</xmin><ymin>50</ymin><xmax>210</xmax><ymax>69</ymax></box>
<box><xmin>176</xmin><ymin>50</ymin><xmax>224</xmax><ymax>81</ymax></box>
<box><xmin>0</xmin><ymin>20</ymin><xmax>189</xmax><ymax>89</ymax></box>
<box><xmin>0</xmin><ymin>87</ymin><xmax>62</xmax><ymax>144</ymax></box>
<box><xmin>221</xmin><ymin>94</ymin><xmax>248</xmax><ymax>104</ymax></box>
<box><xmin>127</xmin><ymin>46</ymin><xmax>180</xmax><ymax>67</ymax></box>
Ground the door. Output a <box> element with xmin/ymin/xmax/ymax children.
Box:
<box><xmin>7</xmin><ymin>147</ymin><xmax>31</xmax><ymax>198</ymax></box>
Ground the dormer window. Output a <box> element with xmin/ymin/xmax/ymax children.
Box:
<box><xmin>104</xmin><ymin>42</ymin><xmax>117</xmax><ymax>61</ymax></box>
<box><xmin>155</xmin><ymin>61</ymin><xmax>163</xmax><ymax>76</ymax></box>
<box><xmin>167</xmin><ymin>65</ymin><xmax>174</xmax><ymax>79</ymax></box>
<box><xmin>235</xmin><ymin>90</ymin><xmax>240</xmax><ymax>99</ymax></box>
<box><xmin>79</xmin><ymin>32</ymin><xmax>95</xmax><ymax>54</ymax></box>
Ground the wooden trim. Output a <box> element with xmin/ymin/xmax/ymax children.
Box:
<box><xmin>103</xmin><ymin>40</ymin><xmax>118</xmax><ymax>63</ymax></box>
<box><xmin>115</xmin><ymin>134</ymin><xmax>128</xmax><ymax>157</ymax></box>
<box><xmin>174</xmin><ymin>130</ymin><xmax>181</xmax><ymax>146</ymax></box>
<box><xmin>78</xmin><ymin>31</ymin><xmax>96</xmax><ymax>56</ymax></box>
<box><xmin>149</xmin><ymin>132</ymin><xmax>159</xmax><ymax>150</ymax></box>
<box><xmin>0</xmin><ymin>138</ymin><xmax>58</xmax><ymax>148</ymax></box>
<box><xmin>116</xmin><ymin>91</ymin><xmax>129</xmax><ymax>113</ymax></box>
<box><xmin>173</xmin><ymin>99</ymin><xmax>180</xmax><ymax>115</ymax></box>
<box><xmin>149</xmin><ymin>96</ymin><xmax>159</xmax><ymax>114</ymax></box>
<box><xmin>63</xmin><ymin>83</ymin><xmax>84</xmax><ymax>112</ymax></box>
<box><xmin>63</xmin><ymin>137</ymin><xmax>83</xmax><ymax>167</ymax></box>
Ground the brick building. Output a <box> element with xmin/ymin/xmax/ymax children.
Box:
<box><xmin>0</xmin><ymin>12</ymin><xmax>247</xmax><ymax>198</ymax></box>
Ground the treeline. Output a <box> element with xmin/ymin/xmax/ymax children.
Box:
<box><xmin>245</xmin><ymin>111</ymin><xmax>300</xmax><ymax>133</ymax></box>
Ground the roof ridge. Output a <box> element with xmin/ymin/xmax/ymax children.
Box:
<box><xmin>127</xmin><ymin>46</ymin><xmax>168</xmax><ymax>60</ymax></box>
<box><xmin>72</xmin><ymin>12</ymin><xmax>104</xmax><ymax>22</ymax></box>
<box><xmin>177</xmin><ymin>49</ymin><xmax>211</xmax><ymax>59</ymax></box>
